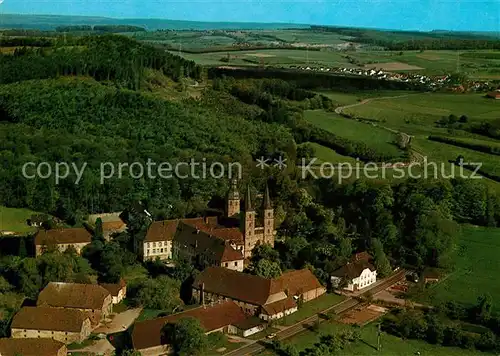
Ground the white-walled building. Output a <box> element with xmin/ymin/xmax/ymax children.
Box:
<box><xmin>331</xmin><ymin>252</ymin><xmax>377</xmax><ymax>292</ymax></box>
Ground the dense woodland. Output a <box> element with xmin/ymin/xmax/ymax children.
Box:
<box><xmin>0</xmin><ymin>34</ymin><xmax>499</xmax><ymax>353</ymax></box>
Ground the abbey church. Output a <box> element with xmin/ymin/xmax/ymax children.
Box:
<box><xmin>141</xmin><ymin>180</ymin><xmax>276</xmax><ymax>268</ymax></box>
<box><xmin>226</xmin><ymin>180</ymin><xmax>275</xmax><ymax>258</ymax></box>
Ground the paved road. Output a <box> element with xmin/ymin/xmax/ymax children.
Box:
<box><xmin>224</xmin><ymin>270</ymin><xmax>406</xmax><ymax>356</ymax></box>
<box><xmin>94</xmin><ymin>308</ymin><xmax>142</xmax><ymax>334</ymax></box>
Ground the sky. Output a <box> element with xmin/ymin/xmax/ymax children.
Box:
<box><xmin>0</xmin><ymin>0</ymin><xmax>499</xmax><ymax>32</ymax></box>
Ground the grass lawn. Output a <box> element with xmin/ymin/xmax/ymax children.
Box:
<box><xmin>0</xmin><ymin>206</ymin><xmax>42</xmax><ymax>233</ymax></box>
<box><xmin>416</xmin><ymin>225</ymin><xmax>500</xmax><ymax>311</ymax></box>
<box><xmin>67</xmin><ymin>339</ymin><xmax>95</xmax><ymax>350</ymax></box>
<box><xmin>260</xmin><ymin>321</ymin><xmax>482</xmax><ymax>356</ymax></box>
<box><xmin>281</xmin><ymin>293</ymin><xmax>345</xmax><ymax>326</ymax></box>
<box><xmin>304</xmin><ymin>110</ymin><xmax>403</xmax><ymax>158</ymax></box>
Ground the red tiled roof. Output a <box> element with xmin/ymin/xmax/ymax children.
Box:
<box><xmin>11</xmin><ymin>307</ymin><xmax>89</xmax><ymax>333</ymax></box>
<box><xmin>101</xmin><ymin>220</ymin><xmax>126</xmax><ymax>231</ymax></box>
<box><xmin>275</xmin><ymin>269</ymin><xmax>324</xmax><ymax>297</ymax></box>
<box><xmin>175</xmin><ymin>223</ymin><xmax>243</xmax><ymax>264</ymax></box>
<box><xmin>34</xmin><ymin>228</ymin><xmax>92</xmax><ymax>246</ymax></box>
<box><xmin>145</xmin><ymin>220</ymin><xmax>179</xmax><ymax>242</ymax></box>
<box><xmin>209</xmin><ymin>228</ymin><xmax>244</xmax><ymax>244</ymax></box>
<box><xmin>261</xmin><ymin>297</ymin><xmax>297</xmax><ymax>316</ymax></box>
<box><xmin>37</xmin><ymin>282</ymin><xmax>110</xmax><ymax>310</ymax></box>
<box><xmin>194</xmin><ymin>267</ymin><xmax>283</xmax><ymax>306</ymax></box>
<box><xmin>132</xmin><ymin>301</ymin><xmax>247</xmax><ymax>350</ymax></box>
<box><xmin>0</xmin><ymin>338</ymin><xmax>67</xmax><ymax>356</ymax></box>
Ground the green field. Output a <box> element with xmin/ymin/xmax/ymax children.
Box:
<box><xmin>417</xmin><ymin>225</ymin><xmax>500</xmax><ymax>310</ymax></box>
<box><xmin>281</xmin><ymin>293</ymin><xmax>345</xmax><ymax>326</ymax></box>
<box><xmin>299</xmin><ymin>142</ymin><xmax>360</xmax><ymax>165</ymax></box>
<box><xmin>261</xmin><ymin>321</ymin><xmax>482</xmax><ymax>356</ymax></box>
<box><xmin>304</xmin><ymin>110</ymin><xmax>403</xmax><ymax>158</ymax></box>
<box><xmin>0</xmin><ymin>206</ymin><xmax>41</xmax><ymax>233</ymax></box>
<box><xmin>343</xmin><ymin>92</ymin><xmax>500</xmax><ymax>133</ymax></box>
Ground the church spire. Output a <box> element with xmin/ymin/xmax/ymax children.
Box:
<box><xmin>245</xmin><ymin>185</ymin><xmax>254</xmax><ymax>211</ymax></box>
<box><xmin>263</xmin><ymin>183</ymin><xmax>272</xmax><ymax>209</ymax></box>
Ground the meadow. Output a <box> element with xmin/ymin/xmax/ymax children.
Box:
<box><xmin>0</xmin><ymin>206</ymin><xmax>40</xmax><ymax>233</ymax></box>
<box><xmin>260</xmin><ymin>321</ymin><xmax>483</xmax><ymax>356</ymax></box>
<box><xmin>299</xmin><ymin>142</ymin><xmax>360</xmax><ymax>165</ymax></box>
<box><xmin>304</xmin><ymin>110</ymin><xmax>403</xmax><ymax>158</ymax></box>
<box><xmin>417</xmin><ymin>225</ymin><xmax>500</xmax><ymax>311</ymax></box>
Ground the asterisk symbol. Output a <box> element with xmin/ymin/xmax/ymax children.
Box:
<box><xmin>256</xmin><ymin>156</ymin><xmax>270</xmax><ymax>170</ymax></box>
<box><xmin>274</xmin><ymin>156</ymin><xmax>287</xmax><ymax>170</ymax></box>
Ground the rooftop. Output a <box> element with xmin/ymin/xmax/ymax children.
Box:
<box><xmin>132</xmin><ymin>301</ymin><xmax>247</xmax><ymax>350</ymax></box>
<box><xmin>0</xmin><ymin>338</ymin><xmax>66</xmax><ymax>356</ymax></box>
<box><xmin>194</xmin><ymin>267</ymin><xmax>283</xmax><ymax>306</ymax></box>
<box><xmin>37</xmin><ymin>282</ymin><xmax>111</xmax><ymax>310</ymax></box>
<box><xmin>12</xmin><ymin>307</ymin><xmax>89</xmax><ymax>332</ymax></box>
<box><xmin>34</xmin><ymin>228</ymin><xmax>92</xmax><ymax>246</ymax></box>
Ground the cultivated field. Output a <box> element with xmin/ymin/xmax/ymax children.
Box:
<box><xmin>417</xmin><ymin>225</ymin><xmax>500</xmax><ymax>310</ymax></box>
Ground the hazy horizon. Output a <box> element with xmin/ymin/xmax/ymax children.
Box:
<box><xmin>0</xmin><ymin>0</ymin><xmax>498</xmax><ymax>32</ymax></box>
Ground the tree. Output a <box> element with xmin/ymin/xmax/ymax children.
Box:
<box><xmin>475</xmin><ymin>294</ymin><xmax>493</xmax><ymax>324</ymax></box>
<box><xmin>371</xmin><ymin>239</ymin><xmax>391</xmax><ymax>278</ymax></box>
<box><xmin>162</xmin><ymin>317</ymin><xmax>208</xmax><ymax>356</ymax></box>
<box><xmin>17</xmin><ymin>237</ymin><xmax>27</xmax><ymax>259</ymax></box>
<box><xmin>254</xmin><ymin>259</ymin><xmax>282</xmax><ymax>279</ymax></box>
<box><xmin>130</xmin><ymin>276</ymin><xmax>182</xmax><ymax>311</ymax></box>
<box><xmin>94</xmin><ymin>217</ymin><xmax>105</xmax><ymax>242</ymax></box>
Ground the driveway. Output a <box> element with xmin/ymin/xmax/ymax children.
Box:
<box><xmin>95</xmin><ymin>308</ymin><xmax>142</xmax><ymax>334</ymax></box>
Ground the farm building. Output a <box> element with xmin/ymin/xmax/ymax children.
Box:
<box><xmin>34</xmin><ymin>228</ymin><xmax>92</xmax><ymax>256</ymax></box>
<box><xmin>0</xmin><ymin>338</ymin><xmax>67</xmax><ymax>356</ymax></box>
<box><xmin>131</xmin><ymin>301</ymin><xmax>261</xmax><ymax>354</ymax></box>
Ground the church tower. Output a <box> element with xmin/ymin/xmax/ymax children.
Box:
<box><xmin>243</xmin><ymin>186</ymin><xmax>256</xmax><ymax>258</ymax></box>
<box><xmin>263</xmin><ymin>184</ymin><xmax>275</xmax><ymax>247</ymax></box>
<box><xmin>226</xmin><ymin>179</ymin><xmax>240</xmax><ymax>218</ymax></box>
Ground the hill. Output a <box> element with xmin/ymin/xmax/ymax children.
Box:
<box><xmin>0</xmin><ymin>14</ymin><xmax>309</xmax><ymax>31</ymax></box>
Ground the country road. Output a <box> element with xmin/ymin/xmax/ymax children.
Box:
<box><xmin>224</xmin><ymin>270</ymin><xmax>406</xmax><ymax>356</ymax></box>
<box><xmin>333</xmin><ymin>94</ymin><xmax>426</xmax><ymax>164</ymax></box>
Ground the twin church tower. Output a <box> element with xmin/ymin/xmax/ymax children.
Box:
<box><xmin>226</xmin><ymin>180</ymin><xmax>275</xmax><ymax>258</ymax></box>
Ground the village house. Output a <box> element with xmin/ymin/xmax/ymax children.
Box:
<box><xmin>0</xmin><ymin>338</ymin><xmax>68</xmax><ymax>356</ymax></box>
<box><xmin>193</xmin><ymin>267</ymin><xmax>325</xmax><ymax>320</ymax></box>
<box><xmin>131</xmin><ymin>301</ymin><xmax>262</xmax><ymax>355</ymax></box>
<box><xmin>37</xmin><ymin>282</ymin><xmax>112</xmax><ymax>326</ymax></box>
<box><xmin>10</xmin><ymin>307</ymin><xmax>92</xmax><ymax>344</ymax></box>
<box><xmin>331</xmin><ymin>252</ymin><xmax>377</xmax><ymax>292</ymax></box>
<box><xmin>101</xmin><ymin>279</ymin><xmax>127</xmax><ymax>304</ymax></box>
<box><xmin>34</xmin><ymin>228</ymin><xmax>92</xmax><ymax>257</ymax></box>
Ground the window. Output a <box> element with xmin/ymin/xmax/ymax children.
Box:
<box><xmin>234</xmin><ymin>262</ymin><xmax>238</xmax><ymax>266</ymax></box>
<box><xmin>147</xmin><ymin>249</ymin><xmax>150</xmax><ymax>255</ymax></box>
<box><xmin>225</xmin><ymin>263</ymin><xmax>229</xmax><ymax>267</ymax></box>
<box><xmin>161</xmin><ymin>248</ymin><xmax>164</xmax><ymax>253</ymax></box>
